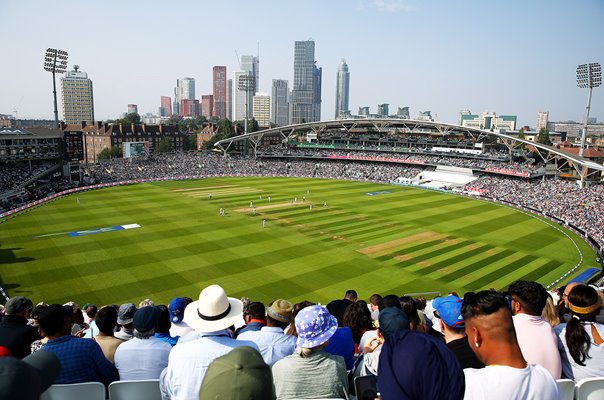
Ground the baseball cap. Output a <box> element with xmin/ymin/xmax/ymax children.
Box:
<box><xmin>378</xmin><ymin>307</ymin><xmax>409</xmax><ymax>339</ymax></box>
<box><xmin>0</xmin><ymin>351</ymin><xmax>60</xmax><ymax>400</ymax></box>
<box><xmin>133</xmin><ymin>306</ymin><xmax>161</xmax><ymax>332</ymax></box>
<box><xmin>433</xmin><ymin>295</ymin><xmax>464</xmax><ymax>328</ymax></box>
<box><xmin>5</xmin><ymin>296</ymin><xmax>33</xmax><ymax>315</ymax></box>
<box><xmin>169</xmin><ymin>298</ymin><xmax>186</xmax><ymax>324</ymax></box>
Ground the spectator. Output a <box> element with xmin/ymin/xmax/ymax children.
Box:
<box><xmin>92</xmin><ymin>306</ymin><xmax>123</xmax><ymax>364</ymax></box>
<box><xmin>462</xmin><ymin>291</ymin><xmax>559</xmax><ymax>399</ymax></box>
<box><xmin>200</xmin><ymin>346</ymin><xmax>275</xmax><ymax>400</ymax></box>
<box><xmin>154</xmin><ymin>305</ymin><xmax>179</xmax><ymax>346</ymax></box>
<box><xmin>38</xmin><ymin>304</ymin><xmax>119</xmax><ymax>385</ymax></box>
<box><xmin>508</xmin><ymin>280</ymin><xmax>561</xmax><ymax>378</ymax></box>
<box><xmin>368</xmin><ymin>293</ymin><xmax>382</xmax><ymax>320</ymax></box>
<box><xmin>326</xmin><ymin>289</ymin><xmax>357</xmax><ymax>321</ymax></box>
<box><xmin>325</xmin><ymin>299</ymin><xmax>355</xmax><ymax>370</ymax></box>
<box><xmin>0</xmin><ymin>296</ymin><xmax>39</xmax><ymax>358</ymax></box>
<box><xmin>169</xmin><ymin>297</ymin><xmax>194</xmax><ymax>338</ymax></box>
<box><xmin>115</xmin><ymin>303</ymin><xmax>136</xmax><ymax>341</ymax></box>
<box><xmin>542</xmin><ymin>294</ymin><xmax>561</xmax><ymax>327</ymax></box>
<box><xmin>82</xmin><ymin>305</ymin><xmax>97</xmax><ymax>338</ymax></box>
<box><xmin>378</xmin><ymin>328</ymin><xmax>465</xmax><ymax>400</ymax></box>
<box><xmin>114</xmin><ymin>306</ymin><xmax>171</xmax><ymax>380</ymax></box>
<box><xmin>399</xmin><ymin>295</ymin><xmax>426</xmax><ymax>332</ymax></box>
<box><xmin>160</xmin><ymin>284</ymin><xmax>258</xmax><ymax>400</ymax></box>
<box><xmin>284</xmin><ymin>300</ymin><xmax>313</xmax><ymax>336</ymax></box>
<box><xmin>29</xmin><ymin>305</ymin><xmax>49</xmax><ymax>353</ymax></box>
<box><xmin>555</xmin><ymin>284</ymin><xmax>604</xmax><ymax>381</ymax></box>
<box><xmin>235</xmin><ymin>301</ymin><xmax>266</xmax><ymax>337</ymax></box>
<box><xmin>238</xmin><ymin>299</ymin><xmax>296</xmax><ymax>367</ymax></box>
<box><xmin>0</xmin><ymin>350</ymin><xmax>60</xmax><ymax>400</ymax></box>
<box><xmin>272</xmin><ymin>305</ymin><xmax>348</xmax><ymax>400</ymax></box>
<box><xmin>433</xmin><ymin>295</ymin><xmax>484</xmax><ymax>369</ymax></box>
<box><xmin>361</xmin><ymin>306</ymin><xmax>409</xmax><ymax>376</ymax></box>
<box><xmin>342</xmin><ymin>300</ymin><xmax>374</xmax><ymax>352</ymax></box>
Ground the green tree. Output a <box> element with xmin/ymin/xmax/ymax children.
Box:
<box><xmin>518</xmin><ymin>127</ymin><xmax>525</xmax><ymax>140</ymax></box>
<box><xmin>97</xmin><ymin>147</ymin><xmax>122</xmax><ymax>160</ymax></box>
<box><xmin>115</xmin><ymin>113</ymin><xmax>141</xmax><ymax>125</ymax></box>
<box><xmin>536</xmin><ymin>128</ymin><xmax>552</xmax><ymax>145</ymax></box>
<box><xmin>247</xmin><ymin>118</ymin><xmax>259</xmax><ymax>133</ymax></box>
<box><xmin>183</xmin><ymin>133</ymin><xmax>198</xmax><ymax>151</ymax></box>
<box><xmin>155</xmin><ymin>137</ymin><xmax>173</xmax><ymax>154</ymax></box>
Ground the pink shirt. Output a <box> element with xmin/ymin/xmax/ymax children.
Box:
<box><xmin>512</xmin><ymin>313</ymin><xmax>561</xmax><ymax>379</ymax></box>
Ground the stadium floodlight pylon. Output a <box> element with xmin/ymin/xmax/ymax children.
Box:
<box><xmin>44</xmin><ymin>48</ymin><xmax>69</xmax><ymax>129</ymax></box>
<box><xmin>238</xmin><ymin>74</ymin><xmax>256</xmax><ymax>135</ymax></box>
<box><xmin>576</xmin><ymin>63</ymin><xmax>601</xmax><ymax>159</ymax></box>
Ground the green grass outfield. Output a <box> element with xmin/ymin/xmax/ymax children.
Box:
<box><xmin>0</xmin><ymin>177</ymin><xmax>597</xmax><ymax>306</ymax></box>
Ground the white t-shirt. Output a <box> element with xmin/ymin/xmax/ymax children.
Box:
<box><xmin>464</xmin><ymin>364</ymin><xmax>560</xmax><ymax>400</ymax></box>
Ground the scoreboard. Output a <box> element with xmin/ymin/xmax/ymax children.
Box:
<box><xmin>64</xmin><ymin>131</ymin><xmax>84</xmax><ymax>161</ymax></box>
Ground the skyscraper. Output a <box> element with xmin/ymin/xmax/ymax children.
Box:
<box><xmin>253</xmin><ymin>93</ymin><xmax>270</xmax><ymax>128</ymax></box>
<box><xmin>160</xmin><ymin>96</ymin><xmax>172</xmax><ymax>117</ymax></box>
<box><xmin>202</xmin><ymin>95</ymin><xmax>214</xmax><ymax>118</ymax></box>
<box><xmin>335</xmin><ymin>59</ymin><xmax>350</xmax><ymax>119</ymax></box>
<box><xmin>377</xmin><ymin>104</ymin><xmax>389</xmax><ymax>117</ymax></box>
<box><xmin>292</xmin><ymin>40</ymin><xmax>321</xmax><ymax>124</ymax></box>
<box><xmin>271</xmin><ymin>79</ymin><xmax>289</xmax><ymax>126</ymax></box>
<box><xmin>61</xmin><ymin>65</ymin><xmax>94</xmax><ymax>124</ymax></box>
<box><xmin>232</xmin><ymin>71</ymin><xmax>247</xmax><ymax>121</ymax></box>
<box><xmin>213</xmin><ymin>66</ymin><xmax>227</xmax><ymax>119</ymax></box>
<box><xmin>537</xmin><ymin>111</ymin><xmax>549</xmax><ymax>131</ymax></box>
<box><xmin>176</xmin><ymin>77</ymin><xmax>195</xmax><ymax>116</ymax></box>
<box><xmin>240</xmin><ymin>55</ymin><xmax>259</xmax><ymax>118</ymax></box>
<box><xmin>127</xmin><ymin>104</ymin><xmax>138</xmax><ymax>115</ymax></box>
<box><xmin>226</xmin><ymin>78</ymin><xmax>233</xmax><ymax>121</ymax></box>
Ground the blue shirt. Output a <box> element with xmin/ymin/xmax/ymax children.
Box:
<box><xmin>236</xmin><ymin>320</ymin><xmax>265</xmax><ymax>337</ymax></box>
<box><xmin>237</xmin><ymin>326</ymin><xmax>296</xmax><ymax>366</ymax></box>
<box><xmin>41</xmin><ymin>335</ymin><xmax>119</xmax><ymax>385</ymax></box>
<box><xmin>325</xmin><ymin>326</ymin><xmax>355</xmax><ymax>370</ymax></box>
<box><xmin>155</xmin><ymin>332</ymin><xmax>179</xmax><ymax>347</ymax></box>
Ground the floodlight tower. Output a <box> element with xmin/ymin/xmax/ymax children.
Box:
<box><xmin>44</xmin><ymin>48</ymin><xmax>69</xmax><ymax>128</ymax></box>
<box><xmin>576</xmin><ymin>63</ymin><xmax>601</xmax><ymax>158</ymax></box>
<box><xmin>238</xmin><ymin>74</ymin><xmax>256</xmax><ymax>135</ymax></box>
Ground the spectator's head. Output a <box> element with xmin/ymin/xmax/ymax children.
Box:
<box><xmin>84</xmin><ymin>304</ymin><xmax>97</xmax><ymax>320</ymax></box>
<box><xmin>156</xmin><ymin>305</ymin><xmax>171</xmax><ymax>334</ymax></box>
<box><xmin>369</xmin><ymin>294</ymin><xmax>382</xmax><ymax>307</ymax></box>
<box><xmin>378</xmin><ymin>330</ymin><xmax>465</xmax><ymax>400</ymax></box>
<box><xmin>169</xmin><ymin>298</ymin><xmax>186</xmax><ymax>324</ymax></box>
<box><xmin>295</xmin><ymin>305</ymin><xmax>338</xmax><ymax>352</ymax></box>
<box><xmin>378</xmin><ymin>307</ymin><xmax>409</xmax><ymax>340</ymax></box>
<box><xmin>117</xmin><ymin>303</ymin><xmax>136</xmax><ymax>328</ymax></box>
<box><xmin>508</xmin><ymin>280</ymin><xmax>548</xmax><ymax>316</ymax></box>
<box><xmin>461</xmin><ymin>291</ymin><xmax>516</xmax><ymax>365</ymax></box>
<box><xmin>399</xmin><ymin>296</ymin><xmax>421</xmax><ymax>329</ymax></box>
<box><xmin>433</xmin><ymin>295</ymin><xmax>465</xmax><ymax>333</ymax></box>
<box><xmin>562</xmin><ymin>282</ymin><xmax>580</xmax><ymax>306</ymax></box>
<box><xmin>184</xmin><ymin>284</ymin><xmax>243</xmax><ymax>333</ymax></box>
<box><xmin>564</xmin><ymin>285</ymin><xmax>603</xmax><ymax>365</ymax></box>
<box><xmin>344</xmin><ymin>290</ymin><xmax>358</xmax><ymax>302</ymax></box>
<box><xmin>0</xmin><ymin>351</ymin><xmax>60</xmax><ymax>400</ymax></box>
<box><xmin>285</xmin><ymin>301</ymin><xmax>314</xmax><ymax>336</ymax></box>
<box><xmin>380</xmin><ymin>294</ymin><xmax>402</xmax><ymax>311</ymax></box>
<box><xmin>342</xmin><ymin>300</ymin><xmax>373</xmax><ymax>344</ymax></box>
<box><xmin>95</xmin><ymin>306</ymin><xmax>118</xmax><ymax>336</ymax></box>
<box><xmin>200</xmin><ymin>346</ymin><xmax>275</xmax><ymax>400</ymax></box>
<box><xmin>133</xmin><ymin>306</ymin><xmax>161</xmax><ymax>338</ymax></box>
<box><xmin>243</xmin><ymin>302</ymin><xmax>266</xmax><ymax>324</ymax></box>
<box><xmin>4</xmin><ymin>296</ymin><xmax>33</xmax><ymax>318</ymax></box>
<box><xmin>37</xmin><ymin>304</ymin><xmax>70</xmax><ymax>337</ymax></box>
<box><xmin>138</xmin><ymin>298</ymin><xmax>154</xmax><ymax>308</ymax></box>
<box><xmin>266</xmin><ymin>300</ymin><xmax>293</xmax><ymax>330</ymax></box>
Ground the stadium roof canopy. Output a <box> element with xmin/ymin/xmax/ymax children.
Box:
<box><xmin>214</xmin><ymin>118</ymin><xmax>604</xmax><ymax>180</ymax></box>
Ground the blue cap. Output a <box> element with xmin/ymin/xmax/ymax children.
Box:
<box><xmin>433</xmin><ymin>295</ymin><xmax>464</xmax><ymax>328</ymax></box>
<box><xmin>169</xmin><ymin>298</ymin><xmax>186</xmax><ymax>323</ymax></box>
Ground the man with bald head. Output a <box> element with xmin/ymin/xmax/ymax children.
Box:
<box><xmin>461</xmin><ymin>291</ymin><xmax>560</xmax><ymax>400</ymax></box>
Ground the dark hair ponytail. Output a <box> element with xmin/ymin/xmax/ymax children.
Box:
<box><xmin>565</xmin><ymin>318</ymin><xmax>591</xmax><ymax>365</ymax></box>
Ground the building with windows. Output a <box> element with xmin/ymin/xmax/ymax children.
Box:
<box><xmin>160</xmin><ymin>96</ymin><xmax>172</xmax><ymax>117</ymax></box>
<box><xmin>240</xmin><ymin>56</ymin><xmax>259</xmax><ymax>118</ymax></box>
<box><xmin>61</xmin><ymin>65</ymin><xmax>94</xmax><ymax>125</ymax></box>
<box><xmin>232</xmin><ymin>71</ymin><xmax>248</xmax><ymax>121</ymax></box>
<box><xmin>460</xmin><ymin>111</ymin><xmax>516</xmax><ymax>131</ymax></box>
<box><xmin>335</xmin><ymin>59</ymin><xmax>350</xmax><ymax>119</ymax></box>
<box><xmin>180</xmin><ymin>99</ymin><xmax>200</xmax><ymax>117</ymax></box>
<box><xmin>201</xmin><ymin>95</ymin><xmax>214</xmax><ymax>118</ymax></box>
<box><xmin>253</xmin><ymin>93</ymin><xmax>270</xmax><ymax>128</ymax></box>
<box><xmin>547</xmin><ymin>121</ymin><xmax>604</xmax><ymax>138</ymax></box>
<box><xmin>175</xmin><ymin>78</ymin><xmax>195</xmax><ymax>116</ymax></box>
<box><xmin>213</xmin><ymin>66</ymin><xmax>227</xmax><ymax>119</ymax></box>
<box><xmin>291</xmin><ymin>40</ymin><xmax>322</xmax><ymax>124</ymax></box>
<box><xmin>397</xmin><ymin>107</ymin><xmax>410</xmax><ymax>119</ymax></box>
<box><xmin>226</xmin><ymin>78</ymin><xmax>233</xmax><ymax>121</ymax></box>
<box><xmin>127</xmin><ymin>104</ymin><xmax>138</xmax><ymax>115</ymax></box>
<box><xmin>271</xmin><ymin>79</ymin><xmax>289</xmax><ymax>126</ymax></box>
<box><xmin>377</xmin><ymin>104</ymin><xmax>389</xmax><ymax>117</ymax></box>
<box><xmin>537</xmin><ymin>111</ymin><xmax>549</xmax><ymax>131</ymax></box>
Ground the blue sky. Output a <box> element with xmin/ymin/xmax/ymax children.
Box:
<box><xmin>1</xmin><ymin>0</ymin><xmax>602</xmax><ymax>128</ymax></box>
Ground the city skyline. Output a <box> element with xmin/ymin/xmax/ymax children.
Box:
<box><xmin>0</xmin><ymin>0</ymin><xmax>602</xmax><ymax>128</ymax></box>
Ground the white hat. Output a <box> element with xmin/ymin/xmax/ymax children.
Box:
<box><xmin>184</xmin><ymin>284</ymin><xmax>243</xmax><ymax>332</ymax></box>
<box><xmin>424</xmin><ymin>300</ymin><xmax>442</xmax><ymax>334</ymax></box>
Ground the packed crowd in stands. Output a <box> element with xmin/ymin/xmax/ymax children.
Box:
<box><xmin>0</xmin><ymin>162</ymin><xmax>52</xmax><ymax>192</ymax></box>
<box><xmin>469</xmin><ymin>175</ymin><xmax>604</xmax><ymax>247</ymax></box>
<box><xmin>1</xmin><ymin>280</ymin><xmax>603</xmax><ymax>399</ymax></box>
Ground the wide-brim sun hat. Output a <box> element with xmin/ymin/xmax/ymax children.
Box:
<box><xmin>184</xmin><ymin>284</ymin><xmax>243</xmax><ymax>332</ymax></box>
<box><xmin>294</xmin><ymin>305</ymin><xmax>338</xmax><ymax>348</ymax></box>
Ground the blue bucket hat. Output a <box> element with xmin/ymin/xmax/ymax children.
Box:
<box><xmin>294</xmin><ymin>305</ymin><xmax>338</xmax><ymax>348</ymax></box>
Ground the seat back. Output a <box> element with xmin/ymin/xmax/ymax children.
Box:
<box><xmin>575</xmin><ymin>377</ymin><xmax>604</xmax><ymax>400</ymax></box>
<box><xmin>109</xmin><ymin>379</ymin><xmax>161</xmax><ymax>400</ymax></box>
<box><xmin>354</xmin><ymin>375</ymin><xmax>378</xmax><ymax>400</ymax></box>
<box><xmin>556</xmin><ymin>379</ymin><xmax>576</xmax><ymax>400</ymax></box>
<box><xmin>41</xmin><ymin>382</ymin><xmax>105</xmax><ymax>400</ymax></box>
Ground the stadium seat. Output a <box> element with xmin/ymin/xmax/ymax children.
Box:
<box><xmin>109</xmin><ymin>379</ymin><xmax>161</xmax><ymax>400</ymax></box>
<box><xmin>556</xmin><ymin>379</ymin><xmax>576</xmax><ymax>400</ymax></box>
<box><xmin>575</xmin><ymin>377</ymin><xmax>604</xmax><ymax>400</ymax></box>
<box><xmin>41</xmin><ymin>382</ymin><xmax>105</xmax><ymax>400</ymax></box>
